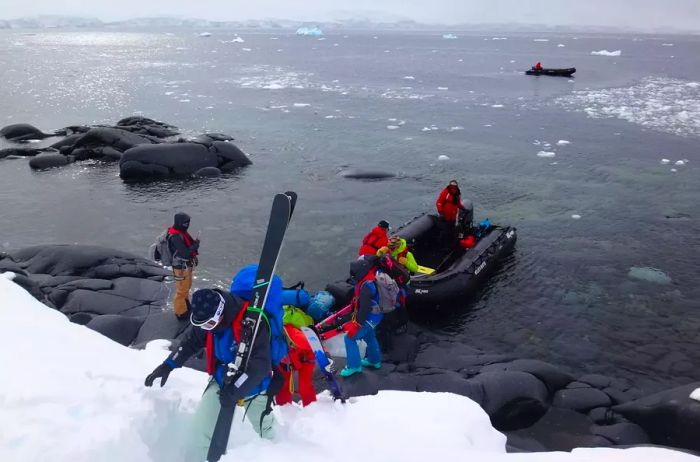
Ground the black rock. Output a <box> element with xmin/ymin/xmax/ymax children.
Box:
<box><xmin>480</xmin><ymin>359</ymin><xmax>574</xmax><ymax>392</ymax></box>
<box><xmin>0</xmin><ymin>123</ymin><xmax>51</xmax><ymax>141</ymax></box>
<box><xmin>29</xmin><ymin>152</ymin><xmax>72</xmax><ymax>170</ymax></box>
<box><xmin>553</xmin><ymin>387</ymin><xmax>612</xmax><ymax>411</ymax></box>
<box><xmin>87</xmin><ymin>314</ymin><xmax>145</xmax><ymax>346</ymax></box>
<box><xmin>193</xmin><ymin>166</ymin><xmax>222</xmax><ymax>177</ymax></box>
<box><xmin>590</xmin><ymin>422</ymin><xmax>650</xmax><ymax>445</ymax></box>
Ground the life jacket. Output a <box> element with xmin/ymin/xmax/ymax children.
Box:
<box><xmin>167</xmin><ymin>227</ymin><xmax>199</xmax><ymax>258</ymax></box>
<box><xmin>436</xmin><ymin>187</ymin><xmax>462</xmax><ymax>222</ymax></box>
<box><xmin>358</xmin><ymin>226</ymin><xmax>388</xmax><ymax>256</ymax></box>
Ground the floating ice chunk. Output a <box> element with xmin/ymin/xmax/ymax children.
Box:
<box><xmin>398</xmin><ymin>120</ymin><xmax>406</xmax><ymax>126</ymax></box>
<box><xmin>571</xmin><ymin>214</ymin><xmax>581</xmax><ymax>219</ymax></box>
<box><xmin>691</xmin><ymin>388</ymin><xmax>700</xmax><ymax>401</ymax></box>
<box><xmin>387</xmin><ymin>125</ymin><xmax>400</xmax><ymax>130</ymax></box>
<box><xmin>557</xmin><ymin>140</ymin><xmax>571</xmax><ymax>145</ymax></box>
<box><xmin>164</xmin><ymin>91</ymin><xmax>175</xmax><ymax>96</ymax></box>
<box><xmin>558</xmin><ymin>44</ymin><xmax>566</xmax><ymax>47</ymax></box>
<box><xmin>324</xmin><ymin>115</ymin><xmax>337</xmax><ymax>119</ymax></box>
<box><xmin>568</xmin><ymin>79</ymin><xmax>575</xmax><ymax>83</ymax></box>
<box><xmin>662</xmin><ymin>43</ymin><xmax>674</xmax><ymax>47</ymax></box>
<box><xmin>178</xmin><ymin>99</ymin><xmax>191</xmax><ymax>103</ymax></box>
<box><xmin>228</xmin><ymin>36</ymin><xmax>245</xmax><ymax>43</ymax></box>
<box><xmin>628</xmin><ymin>266</ymin><xmax>672</xmax><ymax>284</ymax></box>
<box><xmin>199</xmin><ymin>32</ymin><xmax>212</xmax><ymax>37</ymax></box>
<box><xmin>318</xmin><ymin>37</ymin><xmax>327</xmax><ymax>41</ymax></box>
<box><xmin>675</xmin><ymin>160</ymin><xmax>685</xmax><ymax>165</ymax></box>
<box><xmin>403</xmin><ymin>76</ymin><xmax>415</xmax><ymax>80</ymax></box>
<box><xmin>671</xmin><ymin>168</ymin><xmax>677</xmax><ymax>172</ymax></box>
<box><xmin>591</xmin><ymin>49</ymin><xmax>622</xmax><ymax>56</ymax></box>
<box><xmin>296</xmin><ymin>26</ymin><xmax>323</xmax><ymax>36</ymax></box>
<box><xmin>483</xmin><ymin>124</ymin><xmax>492</xmax><ymax>127</ymax></box>
<box><xmin>437</xmin><ymin>87</ymin><xmax>449</xmax><ymax>90</ymax></box>
<box><xmin>492</xmin><ymin>104</ymin><xmax>504</xmax><ymax>108</ymax></box>
<box><xmin>534</xmin><ymin>38</ymin><xmax>549</xmax><ymax>42</ymax></box>
<box><xmin>438</xmin><ymin>155</ymin><xmax>450</xmax><ymax>161</ymax></box>
<box><xmin>458</xmin><ymin>59</ymin><xmax>464</xmax><ymax>62</ymax></box>
<box><xmin>242</xmin><ymin>48</ymin><xmax>252</xmax><ymax>52</ymax></box>
<box><xmin>533</xmin><ymin>140</ymin><xmax>541</xmax><ymax>145</ymax></box>
<box><xmin>293</xmin><ymin>103</ymin><xmax>311</xmax><ymax>107</ymax></box>
<box><xmin>448</xmin><ymin>126</ymin><xmax>464</xmax><ymax>131</ymax></box>
<box><xmin>537</xmin><ymin>151</ymin><xmax>556</xmax><ymax>158</ymax></box>
<box><xmin>492</xmin><ymin>37</ymin><xmax>507</xmax><ymax>40</ymax></box>
<box><xmin>443</xmin><ymin>34</ymin><xmax>458</xmax><ymax>40</ymax></box>
<box><xmin>660</xmin><ymin>158</ymin><xmax>671</xmax><ymax>164</ymax></box>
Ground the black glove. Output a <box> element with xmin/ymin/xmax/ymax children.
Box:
<box><xmin>145</xmin><ymin>363</ymin><xmax>173</xmax><ymax>387</ymax></box>
<box><xmin>218</xmin><ymin>385</ymin><xmax>239</xmax><ymax>408</ymax></box>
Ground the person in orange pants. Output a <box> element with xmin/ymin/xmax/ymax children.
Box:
<box><xmin>276</xmin><ymin>325</ymin><xmax>317</xmax><ymax>407</ymax></box>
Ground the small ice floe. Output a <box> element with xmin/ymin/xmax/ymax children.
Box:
<box><xmin>537</xmin><ymin>151</ymin><xmax>556</xmax><ymax>158</ymax></box>
<box><xmin>492</xmin><ymin>37</ymin><xmax>507</xmax><ymax>40</ymax></box>
<box><xmin>437</xmin><ymin>87</ymin><xmax>449</xmax><ymax>90</ymax></box>
<box><xmin>296</xmin><ymin>26</ymin><xmax>323</xmax><ymax>36</ymax></box>
<box><xmin>458</xmin><ymin>59</ymin><xmax>464</xmax><ymax>62</ymax></box>
<box><xmin>324</xmin><ymin>115</ymin><xmax>337</xmax><ymax>119</ymax></box>
<box><xmin>403</xmin><ymin>76</ymin><xmax>415</xmax><ymax>80</ymax></box>
<box><xmin>293</xmin><ymin>103</ymin><xmax>311</xmax><ymax>107</ymax></box>
<box><xmin>483</xmin><ymin>124</ymin><xmax>492</xmax><ymax>127</ymax></box>
<box><xmin>671</xmin><ymin>168</ymin><xmax>678</xmax><ymax>172</ymax></box>
<box><xmin>229</xmin><ymin>36</ymin><xmax>245</xmax><ymax>43</ymax></box>
<box><xmin>164</xmin><ymin>91</ymin><xmax>175</xmax><ymax>96</ymax></box>
<box><xmin>533</xmin><ymin>140</ymin><xmax>541</xmax><ymax>146</ymax></box>
<box><xmin>442</xmin><ymin>34</ymin><xmax>458</xmax><ymax>40</ymax></box>
<box><xmin>557</xmin><ymin>140</ymin><xmax>571</xmax><ymax>146</ymax></box>
<box><xmin>448</xmin><ymin>126</ymin><xmax>464</xmax><ymax>131</ymax></box>
<box><xmin>557</xmin><ymin>44</ymin><xmax>566</xmax><ymax>47</ymax></box>
<box><xmin>398</xmin><ymin>120</ymin><xmax>406</xmax><ymax>126</ymax></box>
<box><xmin>492</xmin><ymin>104</ymin><xmax>504</xmax><ymax>108</ymax></box>
<box><xmin>387</xmin><ymin>125</ymin><xmax>400</xmax><ymax>130</ymax></box>
<box><xmin>179</xmin><ymin>99</ymin><xmax>191</xmax><ymax>103</ymax></box>
<box><xmin>675</xmin><ymin>160</ymin><xmax>686</xmax><ymax>165</ymax></box>
<box><xmin>175</xmin><ymin>47</ymin><xmax>188</xmax><ymax>51</ymax></box>
<box><xmin>242</xmin><ymin>48</ymin><xmax>252</xmax><ymax>52</ymax></box>
<box><xmin>510</xmin><ymin>60</ymin><xmax>516</xmax><ymax>63</ymax></box>
<box><xmin>628</xmin><ymin>266</ymin><xmax>672</xmax><ymax>284</ymax></box>
<box><xmin>438</xmin><ymin>155</ymin><xmax>450</xmax><ymax>161</ymax></box>
<box><xmin>691</xmin><ymin>388</ymin><xmax>700</xmax><ymax>402</ymax></box>
<box><xmin>199</xmin><ymin>32</ymin><xmax>212</xmax><ymax>37</ymax></box>
<box><xmin>662</xmin><ymin>43</ymin><xmax>674</xmax><ymax>47</ymax></box>
<box><xmin>571</xmin><ymin>214</ymin><xmax>581</xmax><ymax>219</ymax></box>
<box><xmin>660</xmin><ymin>158</ymin><xmax>671</xmax><ymax>164</ymax></box>
<box><xmin>318</xmin><ymin>37</ymin><xmax>326</xmax><ymax>41</ymax></box>
<box><xmin>568</xmin><ymin>79</ymin><xmax>575</xmax><ymax>83</ymax></box>
<box><xmin>533</xmin><ymin>38</ymin><xmax>549</xmax><ymax>42</ymax></box>
<box><xmin>591</xmin><ymin>49</ymin><xmax>622</xmax><ymax>56</ymax></box>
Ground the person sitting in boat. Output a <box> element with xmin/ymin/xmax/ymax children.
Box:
<box><xmin>377</xmin><ymin>235</ymin><xmax>418</xmax><ymax>274</ymax></box>
<box><xmin>358</xmin><ymin>220</ymin><xmax>390</xmax><ymax>257</ymax></box>
<box><xmin>533</xmin><ymin>62</ymin><xmax>543</xmax><ymax>71</ymax></box>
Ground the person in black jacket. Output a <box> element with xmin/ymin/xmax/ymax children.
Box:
<box><xmin>167</xmin><ymin>212</ymin><xmax>200</xmax><ymax>319</ymax></box>
<box><xmin>145</xmin><ymin>288</ymin><xmax>275</xmax><ymax>459</ymax></box>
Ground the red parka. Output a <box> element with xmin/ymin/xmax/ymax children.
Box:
<box><xmin>436</xmin><ymin>186</ymin><xmax>464</xmax><ymax>222</ymax></box>
<box><xmin>358</xmin><ymin>226</ymin><xmax>389</xmax><ymax>256</ymax></box>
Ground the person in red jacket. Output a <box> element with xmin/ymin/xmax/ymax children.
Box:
<box><xmin>534</xmin><ymin>62</ymin><xmax>543</xmax><ymax>71</ymax></box>
<box><xmin>436</xmin><ymin>180</ymin><xmax>465</xmax><ymax>223</ymax></box>
<box><xmin>275</xmin><ymin>325</ymin><xmax>318</xmax><ymax>407</ymax></box>
<box><xmin>357</xmin><ymin>220</ymin><xmax>390</xmax><ymax>257</ymax></box>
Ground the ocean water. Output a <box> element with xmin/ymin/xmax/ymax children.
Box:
<box><xmin>1</xmin><ymin>29</ymin><xmax>699</xmax><ymax>392</ymax></box>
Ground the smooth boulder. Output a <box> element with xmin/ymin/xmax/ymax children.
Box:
<box><xmin>29</xmin><ymin>152</ymin><xmax>73</xmax><ymax>170</ymax></box>
<box><xmin>0</xmin><ymin>123</ymin><xmax>51</xmax><ymax>141</ymax></box>
<box><xmin>119</xmin><ymin>143</ymin><xmax>218</xmax><ymax>179</ymax></box>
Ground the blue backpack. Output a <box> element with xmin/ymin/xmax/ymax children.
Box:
<box><xmin>229</xmin><ymin>264</ymin><xmax>289</xmax><ymax>369</ymax></box>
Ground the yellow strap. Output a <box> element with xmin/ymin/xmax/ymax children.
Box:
<box><xmin>416</xmin><ymin>265</ymin><xmax>436</xmax><ymax>275</ymax></box>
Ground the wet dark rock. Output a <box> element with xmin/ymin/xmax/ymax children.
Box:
<box><xmin>566</xmin><ymin>381</ymin><xmax>593</xmax><ymax>389</ymax></box>
<box><xmin>614</xmin><ymin>383</ymin><xmax>700</xmax><ymax>452</ymax></box>
<box><xmin>578</xmin><ymin>374</ymin><xmax>613</xmax><ymax>389</ymax></box>
<box><xmin>190</xmin><ymin>133</ymin><xmax>235</xmax><ymax>143</ymax></box>
<box><xmin>114</xmin><ymin>116</ymin><xmax>179</xmax><ymax>138</ymax></box>
<box><xmin>507</xmin><ymin>408</ymin><xmax>600</xmax><ymax>451</ymax></box>
<box><xmin>87</xmin><ymin>314</ymin><xmax>144</xmax><ymax>346</ymax></box>
<box><xmin>29</xmin><ymin>152</ymin><xmax>73</xmax><ymax>170</ymax></box>
<box><xmin>194</xmin><ymin>166</ymin><xmax>222</xmax><ymax>177</ymax></box>
<box><xmin>339</xmin><ymin>169</ymin><xmax>396</xmax><ymax>180</ymax></box>
<box><xmin>0</xmin><ymin>147</ymin><xmax>43</xmax><ymax>158</ymax></box>
<box><xmin>588</xmin><ymin>407</ymin><xmax>614</xmax><ymax>424</ymax></box>
<box><xmin>590</xmin><ymin>423</ymin><xmax>650</xmax><ymax>445</ymax></box>
<box><xmin>603</xmin><ymin>387</ymin><xmax>633</xmax><ymax>405</ymax></box>
<box><xmin>67</xmin><ymin>127</ymin><xmax>157</xmax><ymax>160</ymax></box>
<box><xmin>553</xmin><ymin>387</ymin><xmax>612</xmax><ymax>411</ymax></box>
<box><xmin>0</xmin><ymin>123</ymin><xmax>52</xmax><ymax>141</ymax></box>
<box><xmin>480</xmin><ymin>359</ymin><xmax>574</xmax><ymax>392</ymax></box>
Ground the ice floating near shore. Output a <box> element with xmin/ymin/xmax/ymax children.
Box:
<box><xmin>691</xmin><ymin>388</ymin><xmax>700</xmax><ymax>402</ymax></box>
<box><xmin>442</xmin><ymin>34</ymin><xmax>458</xmax><ymax>40</ymax></box>
<box><xmin>403</xmin><ymin>76</ymin><xmax>415</xmax><ymax>80</ymax></box>
<box><xmin>198</xmin><ymin>32</ymin><xmax>211</xmax><ymax>37</ymax></box>
<box><xmin>387</xmin><ymin>125</ymin><xmax>399</xmax><ymax>130</ymax></box>
<box><xmin>537</xmin><ymin>151</ymin><xmax>556</xmax><ymax>158</ymax></box>
<box><xmin>628</xmin><ymin>266</ymin><xmax>672</xmax><ymax>285</ymax></box>
<box><xmin>558</xmin><ymin>44</ymin><xmax>566</xmax><ymax>47</ymax></box>
<box><xmin>557</xmin><ymin>77</ymin><xmax>700</xmax><ymax>137</ymax></box>
<box><xmin>591</xmin><ymin>49</ymin><xmax>622</xmax><ymax>56</ymax></box>
<box><xmin>492</xmin><ymin>37</ymin><xmax>507</xmax><ymax>40</ymax></box>
<box><xmin>557</xmin><ymin>140</ymin><xmax>571</xmax><ymax>146</ymax></box>
<box><xmin>571</xmin><ymin>214</ymin><xmax>581</xmax><ymax>219</ymax></box>
<box><xmin>437</xmin><ymin>87</ymin><xmax>449</xmax><ymax>90</ymax></box>
<box><xmin>661</xmin><ymin>159</ymin><xmax>671</xmax><ymax>164</ymax></box>
<box><xmin>438</xmin><ymin>155</ymin><xmax>450</xmax><ymax>161</ymax></box>
<box><xmin>293</xmin><ymin>103</ymin><xmax>311</xmax><ymax>107</ymax></box>
<box><xmin>226</xmin><ymin>36</ymin><xmax>245</xmax><ymax>43</ymax></box>
<box><xmin>534</xmin><ymin>38</ymin><xmax>549</xmax><ymax>42</ymax></box>
<box><xmin>492</xmin><ymin>104</ymin><xmax>504</xmax><ymax>108</ymax></box>
<box><xmin>296</xmin><ymin>26</ymin><xmax>323</xmax><ymax>36</ymax></box>
<box><xmin>448</xmin><ymin>126</ymin><xmax>464</xmax><ymax>131</ymax></box>
<box><xmin>662</xmin><ymin>43</ymin><xmax>674</xmax><ymax>47</ymax></box>
<box><xmin>675</xmin><ymin>160</ymin><xmax>686</xmax><ymax>166</ymax></box>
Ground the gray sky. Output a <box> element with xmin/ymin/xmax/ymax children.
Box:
<box><xmin>1</xmin><ymin>0</ymin><xmax>699</xmax><ymax>31</ymax></box>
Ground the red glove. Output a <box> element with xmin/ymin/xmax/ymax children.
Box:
<box><xmin>343</xmin><ymin>321</ymin><xmax>362</xmax><ymax>338</ymax></box>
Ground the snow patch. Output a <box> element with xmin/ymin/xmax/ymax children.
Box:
<box><xmin>591</xmin><ymin>49</ymin><xmax>622</xmax><ymax>56</ymax></box>
<box><xmin>537</xmin><ymin>151</ymin><xmax>556</xmax><ymax>158</ymax></box>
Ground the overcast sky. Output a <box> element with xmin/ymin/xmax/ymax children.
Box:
<box><xmin>1</xmin><ymin>0</ymin><xmax>699</xmax><ymax>31</ymax></box>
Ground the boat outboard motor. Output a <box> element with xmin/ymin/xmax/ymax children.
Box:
<box><xmin>456</xmin><ymin>199</ymin><xmax>474</xmax><ymax>239</ymax></box>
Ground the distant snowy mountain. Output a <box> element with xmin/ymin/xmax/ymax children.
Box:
<box><xmin>1</xmin><ymin>15</ymin><xmax>102</xmax><ymax>28</ymax></box>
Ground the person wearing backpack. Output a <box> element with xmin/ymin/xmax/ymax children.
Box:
<box><xmin>168</xmin><ymin>212</ymin><xmax>200</xmax><ymax>319</ymax></box>
<box><xmin>144</xmin><ymin>266</ymin><xmax>285</xmax><ymax>460</ymax></box>
<box><xmin>358</xmin><ymin>220</ymin><xmax>390</xmax><ymax>257</ymax></box>
<box><xmin>340</xmin><ymin>256</ymin><xmax>396</xmax><ymax>377</ymax></box>
<box><xmin>377</xmin><ymin>235</ymin><xmax>418</xmax><ymax>274</ymax></box>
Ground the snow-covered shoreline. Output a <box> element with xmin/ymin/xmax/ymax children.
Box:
<box><xmin>1</xmin><ymin>273</ymin><xmax>698</xmax><ymax>462</ymax></box>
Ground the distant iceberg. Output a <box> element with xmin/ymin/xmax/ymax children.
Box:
<box><xmin>296</xmin><ymin>26</ymin><xmax>323</xmax><ymax>37</ymax></box>
<box><xmin>442</xmin><ymin>34</ymin><xmax>458</xmax><ymax>40</ymax></box>
<box><xmin>591</xmin><ymin>49</ymin><xmax>622</xmax><ymax>56</ymax></box>
<box><xmin>198</xmin><ymin>32</ymin><xmax>212</xmax><ymax>37</ymax></box>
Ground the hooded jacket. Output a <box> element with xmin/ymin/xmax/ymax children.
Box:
<box><xmin>378</xmin><ymin>238</ymin><xmax>418</xmax><ymax>274</ymax></box>
<box><xmin>349</xmin><ymin>257</ymin><xmax>383</xmax><ymax>326</ymax></box>
<box><xmin>168</xmin><ymin>212</ymin><xmax>199</xmax><ymax>268</ymax></box>
<box><xmin>358</xmin><ymin>225</ymin><xmax>389</xmax><ymax>256</ymax></box>
<box><xmin>436</xmin><ymin>186</ymin><xmax>465</xmax><ymax>222</ymax></box>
